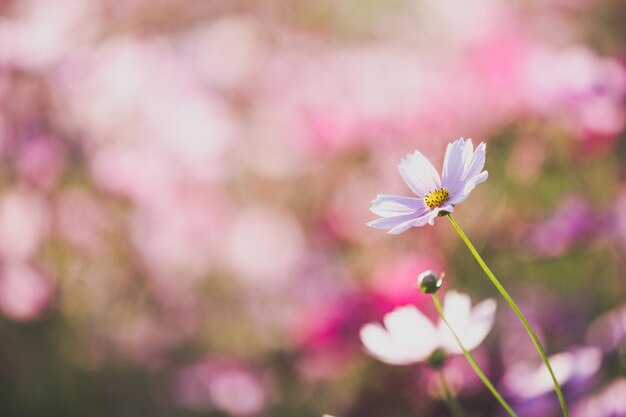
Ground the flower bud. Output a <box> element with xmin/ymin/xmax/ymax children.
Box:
<box><xmin>416</xmin><ymin>270</ymin><xmax>443</xmax><ymax>294</ymax></box>
<box><xmin>426</xmin><ymin>347</ymin><xmax>448</xmax><ymax>369</ymax></box>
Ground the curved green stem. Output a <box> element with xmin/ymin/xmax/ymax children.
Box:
<box><xmin>432</xmin><ymin>293</ymin><xmax>518</xmax><ymax>417</ymax></box>
<box><xmin>447</xmin><ymin>214</ymin><xmax>569</xmax><ymax>417</ymax></box>
<box><xmin>435</xmin><ymin>370</ymin><xmax>467</xmax><ymax>417</ymax></box>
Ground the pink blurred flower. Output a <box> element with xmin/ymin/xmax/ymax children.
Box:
<box><xmin>573</xmin><ymin>379</ymin><xmax>626</xmax><ymax>417</ymax></box>
<box><xmin>60</xmin><ymin>37</ymin><xmax>238</xmax><ymax>183</ymax></box>
<box><xmin>586</xmin><ymin>303</ymin><xmax>626</xmax><ymax>352</ymax></box>
<box><xmin>0</xmin><ymin>188</ymin><xmax>50</xmax><ymax>261</ymax></box>
<box><xmin>297</xmin><ymin>291</ymin><xmax>393</xmax><ymax>353</ymax></box>
<box><xmin>173</xmin><ymin>360</ymin><xmax>267</xmax><ymax>416</ymax></box>
<box><xmin>16</xmin><ymin>135</ymin><xmax>66</xmax><ymax>191</ymax></box>
<box><xmin>131</xmin><ymin>189</ymin><xmax>227</xmax><ymax>280</ymax></box>
<box><xmin>415</xmin><ymin>0</ymin><xmax>509</xmax><ymax>45</ymax></box>
<box><xmin>181</xmin><ymin>16</ymin><xmax>266</xmax><ymax>91</ymax></box>
<box><xmin>255</xmin><ymin>42</ymin><xmax>521</xmax><ymax>157</ymax></box>
<box><xmin>227</xmin><ymin>205</ymin><xmax>305</xmax><ymax>289</ymax></box>
<box><xmin>369</xmin><ymin>253</ymin><xmax>445</xmax><ymax>306</ymax></box>
<box><xmin>0</xmin><ymin>263</ymin><xmax>52</xmax><ymax>321</ymax></box>
<box><xmin>0</xmin><ymin>0</ymin><xmax>101</xmax><ymax>69</ymax></box>
<box><xmin>506</xmin><ymin>138</ymin><xmax>547</xmax><ymax>185</ymax></box>
<box><xmin>55</xmin><ymin>187</ymin><xmax>109</xmax><ymax>253</ymax></box>
<box><xmin>527</xmin><ymin>197</ymin><xmax>597</xmax><ymax>257</ymax></box>
<box><xmin>525</xmin><ymin>46</ymin><xmax>626</xmax><ymax>144</ymax></box>
<box><xmin>256</xmin><ymin>45</ymin><xmax>431</xmax><ymax>155</ymax></box>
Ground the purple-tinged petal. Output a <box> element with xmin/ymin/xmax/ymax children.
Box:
<box><xmin>369</xmin><ymin>194</ymin><xmax>424</xmax><ymax>217</ymax></box>
<box><xmin>367</xmin><ymin>213</ymin><xmax>421</xmax><ymax>230</ymax></box>
<box><xmin>387</xmin><ymin>213</ymin><xmax>432</xmax><ymax>234</ymax></box>
<box><xmin>425</xmin><ymin>210</ymin><xmax>441</xmax><ymax>226</ymax></box>
<box><xmin>461</xmin><ymin>142</ymin><xmax>487</xmax><ymax>181</ymax></box>
<box><xmin>368</xmin><ymin>194</ymin><xmax>431</xmax><ymax>233</ymax></box>
<box><xmin>442</xmin><ymin>139</ymin><xmax>467</xmax><ymax>189</ymax></box>
<box><xmin>448</xmin><ymin>171</ymin><xmax>488</xmax><ymax>205</ymax></box>
<box><xmin>398</xmin><ymin>150</ymin><xmax>441</xmax><ymax>197</ymax></box>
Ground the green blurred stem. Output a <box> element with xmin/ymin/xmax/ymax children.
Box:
<box><xmin>435</xmin><ymin>370</ymin><xmax>467</xmax><ymax>417</ymax></box>
<box><xmin>446</xmin><ymin>214</ymin><xmax>570</xmax><ymax>417</ymax></box>
<box><xmin>432</xmin><ymin>293</ymin><xmax>518</xmax><ymax>417</ymax></box>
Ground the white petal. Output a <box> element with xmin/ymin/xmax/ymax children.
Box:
<box><xmin>398</xmin><ymin>150</ymin><xmax>441</xmax><ymax>197</ymax></box>
<box><xmin>441</xmin><ymin>139</ymin><xmax>468</xmax><ymax>190</ymax></box>
<box><xmin>360</xmin><ymin>306</ymin><xmax>438</xmax><ymax>365</ymax></box>
<box><xmin>503</xmin><ymin>347</ymin><xmax>601</xmax><ymax>399</ymax></box>
<box><xmin>425</xmin><ymin>209</ymin><xmax>441</xmax><ymax>226</ymax></box>
<box><xmin>440</xmin><ymin>297</ymin><xmax>496</xmax><ymax>353</ymax></box>
<box><xmin>442</xmin><ymin>291</ymin><xmax>472</xmax><ymax>329</ymax></box>
<box><xmin>431</xmin><ymin>204</ymin><xmax>454</xmax><ymax>216</ymax></box>
<box><xmin>461</xmin><ymin>298</ymin><xmax>496</xmax><ymax>350</ymax></box>
<box><xmin>360</xmin><ymin>323</ymin><xmax>418</xmax><ymax>365</ymax></box>
<box><xmin>383</xmin><ymin>306</ymin><xmax>438</xmax><ymax>355</ymax></box>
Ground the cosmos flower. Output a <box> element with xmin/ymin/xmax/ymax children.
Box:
<box><xmin>359</xmin><ymin>291</ymin><xmax>496</xmax><ymax>365</ymax></box>
<box><xmin>368</xmin><ymin>138</ymin><xmax>488</xmax><ymax>234</ymax></box>
<box><xmin>503</xmin><ymin>346</ymin><xmax>602</xmax><ymax>399</ymax></box>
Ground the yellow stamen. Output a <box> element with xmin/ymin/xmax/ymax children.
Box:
<box><xmin>424</xmin><ymin>188</ymin><xmax>450</xmax><ymax>209</ymax></box>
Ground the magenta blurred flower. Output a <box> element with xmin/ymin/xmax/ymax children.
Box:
<box><xmin>528</xmin><ymin>197</ymin><xmax>595</xmax><ymax>257</ymax></box>
<box><xmin>296</xmin><ymin>291</ymin><xmax>394</xmax><ymax>354</ymax></box>
<box><xmin>370</xmin><ymin>253</ymin><xmax>445</xmax><ymax>305</ymax></box>
<box><xmin>368</xmin><ymin>138</ymin><xmax>488</xmax><ymax>234</ymax></box>
<box><xmin>16</xmin><ymin>136</ymin><xmax>66</xmax><ymax>191</ymax></box>
<box><xmin>359</xmin><ymin>291</ymin><xmax>495</xmax><ymax>365</ymax></box>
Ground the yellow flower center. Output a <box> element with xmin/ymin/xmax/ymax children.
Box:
<box><xmin>424</xmin><ymin>188</ymin><xmax>450</xmax><ymax>209</ymax></box>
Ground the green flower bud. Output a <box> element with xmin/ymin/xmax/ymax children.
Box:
<box><xmin>426</xmin><ymin>347</ymin><xmax>448</xmax><ymax>369</ymax></box>
<box><xmin>416</xmin><ymin>270</ymin><xmax>443</xmax><ymax>294</ymax></box>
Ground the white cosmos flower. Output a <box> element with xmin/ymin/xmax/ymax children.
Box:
<box><xmin>359</xmin><ymin>291</ymin><xmax>496</xmax><ymax>365</ymax></box>
<box><xmin>503</xmin><ymin>346</ymin><xmax>602</xmax><ymax>399</ymax></box>
<box><xmin>368</xmin><ymin>138</ymin><xmax>488</xmax><ymax>234</ymax></box>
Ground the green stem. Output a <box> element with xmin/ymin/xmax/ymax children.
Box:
<box><xmin>435</xmin><ymin>370</ymin><xmax>468</xmax><ymax>417</ymax></box>
<box><xmin>447</xmin><ymin>214</ymin><xmax>569</xmax><ymax>417</ymax></box>
<box><xmin>432</xmin><ymin>293</ymin><xmax>518</xmax><ymax>417</ymax></box>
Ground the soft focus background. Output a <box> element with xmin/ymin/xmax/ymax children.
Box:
<box><xmin>0</xmin><ymin>0</ymin><xmax>626</xmax><ymax>416</ymax></box>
